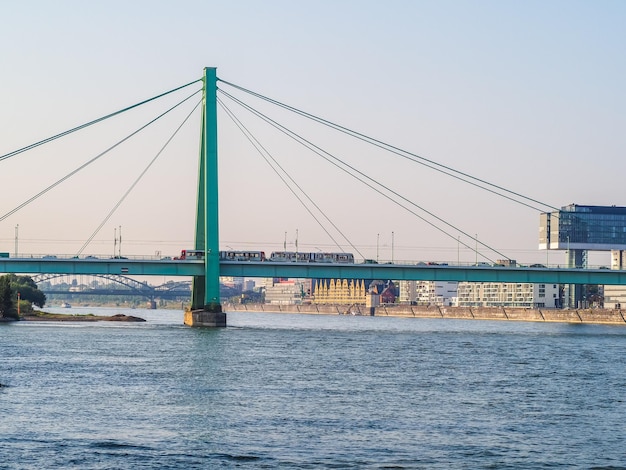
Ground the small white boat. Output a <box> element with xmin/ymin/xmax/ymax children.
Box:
<box><xmin>60</xmin><ymin>302</ymin><xmax>71</xmax><ymax>308</ymax></box>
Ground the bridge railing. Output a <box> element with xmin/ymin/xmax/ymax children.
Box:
<box><xmin>3</xmin><ymin>254</ymin><xmax>619</xmax><ymax>271</ymax></box>
<box><xmin>10</xmin><ymin>254</ymin><xmax>176</xmax><ymax>261</ymax></box>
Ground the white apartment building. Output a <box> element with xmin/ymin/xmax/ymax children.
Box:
<box><xmin>220</xmin><ymin>276</ymin><xmax>243</xmax><ymax>289</ymax></box>
<box><xmin>456</xmin><ymin>282</ymin><xmax>559</xmax><ymax>308</ymax></box>
<box><xmin>398</xmin><ymin>280</ymin><xmax>458</xmax><ymax>306</ymax></box>
<box><xmin>264</xmin><ymin>278</ymin><xmax>312</xmax><ymax>305</ymax></box>
<box><xmin>603</xmin><ymin>250</ymin><xmax>626</xmax><ymax>309</ymax></box>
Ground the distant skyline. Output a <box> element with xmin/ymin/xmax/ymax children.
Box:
<box><xmin>1</xmin><ymin>1</ymin><xmax>625</xmax><ymax>266</ymax></box>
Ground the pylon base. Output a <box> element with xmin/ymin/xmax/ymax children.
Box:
<box><xmin>184</xmin><ymin>309</ymin><xmax>227</xmax><ymax>327</ymax></box>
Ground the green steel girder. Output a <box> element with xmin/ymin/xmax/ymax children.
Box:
<box><xmin>5</xmin><ymin>259</ymin><xmax>626</xmax><ymax>285</ymax></box>
<box><xmin>217</xmin><ymin>262</ymin><xmax>626</xmax><ymax>286</ymax></box>
<box><xmin>0</xmin><ymin>259</ymin><xmax>204</xmax><ymax>277</ymax></box>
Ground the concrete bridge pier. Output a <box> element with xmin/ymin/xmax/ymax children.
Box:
<box><xmin>184</xmin><ymin>308</ymin><xmax>226</xmax><ymax>327</ymax></box>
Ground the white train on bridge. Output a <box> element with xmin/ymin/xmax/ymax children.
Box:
<box><xmin>176</xmin><ymin>249</ymin><xmax>355</xmax><ymax>263</ymax></box>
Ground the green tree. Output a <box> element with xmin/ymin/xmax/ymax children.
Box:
<box><xmin>7</xmin><ymin>274</ymin><xmax>46</xmax><ymax>308</ymax></box>
<box><xmin>0</xmin><ymin>276</ymin><xmax>17</xmax><ymax>319</ymax></box>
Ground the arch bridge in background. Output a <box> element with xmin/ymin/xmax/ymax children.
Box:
<box><xmin>31</xmin><ymin>273</ymin><xmax>191</xmax><ymax>301</ymax></box>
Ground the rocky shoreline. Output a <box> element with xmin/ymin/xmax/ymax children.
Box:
<box><xmin>13</xmin><ymin>313</ymin><xmax>146</xmax><ymax>322</ymax></box>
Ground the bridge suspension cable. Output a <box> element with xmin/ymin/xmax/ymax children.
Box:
<box><xmin>76</xmin><ymin>99</ymin><xmax>203</xmax><ymax>256</ymax></box>
<box><xmin>0</xmin><ymin>89</ymin><xmax>202</xmax><ymax>224</ymax></box>
<box><xmin>218</xmin><ymin>88</ymin><xmax>509</xmax><ymax>262</ymax></box>
<box><xmin>218</xmin><ymin>97</ymin><xmax>366</xmax><ymax>260</ymax></box>
<box><xmin>0</xmin><ymin>79</ymin><xmax>202</xmax><ymax>164</ymax></box>
<box><xmin>218</xmin><ymin>79</ymin><xmax>560</xmax><ymax>214</ymax></box>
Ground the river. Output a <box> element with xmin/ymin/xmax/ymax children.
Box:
<box><xmin>1</xmin><ymin>306</ymin><xmax>626</xmax><ymax>468</ymax></box>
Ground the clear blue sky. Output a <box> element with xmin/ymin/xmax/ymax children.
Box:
<box><xmin>1</xmin><ymin>0</ymin><xmax>625</xmax><ymax>264</ymax></box>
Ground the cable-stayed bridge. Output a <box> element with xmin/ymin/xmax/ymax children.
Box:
<box><xmin>2</xmin><ymin>257</ymin><xmax>625</xmax><ymax>286</ymax></box>
<box><xmin>1</xmin><ymin>67</ymin><xmax>624</xmax><ymax>325</ymax></box>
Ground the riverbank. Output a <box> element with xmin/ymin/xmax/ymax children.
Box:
<box><xmin>227</xmin><ymin>303</ymin><xmax>626</xmax><ymax>325</ymax></box>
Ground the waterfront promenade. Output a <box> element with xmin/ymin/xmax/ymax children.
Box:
<box><xmin>227</xmin><ymin>303</ymin><xmax>626</xmax><ymax>325</ymax></box>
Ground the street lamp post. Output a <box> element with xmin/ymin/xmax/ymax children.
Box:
<box><xmin>475</xmin><ymin>234</ymin><xmax>478</xmax><ymax>266</ymax></box>
<box><xmin>377</xmin><ymin>233</ymin><xmax>380</xmax><ymax>263</ymax></box>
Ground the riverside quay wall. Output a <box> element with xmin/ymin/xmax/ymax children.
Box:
<box><xmin>226</xmin><ymin>303</ymin><xmax>626</xmax><ymax>325</ymax></box>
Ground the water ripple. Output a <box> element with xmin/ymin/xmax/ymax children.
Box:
<box><xmin>2</xmin><ymin>310</ymin><xmax>626</xmax><ymax>468</ymax></box>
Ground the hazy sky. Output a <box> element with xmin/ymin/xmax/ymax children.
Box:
<box><xmin>1</xmin><ymin>0</ymin><xmax>625</xmax><ymax>265</ymax></box>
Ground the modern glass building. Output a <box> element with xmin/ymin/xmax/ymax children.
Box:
<box><xmin>539</xmin><ymin>204</ymin><xmax>626</xmax><ymax>251</ymax></box>
<box><xmin>539</xmin><ymin>204</ymin><xmax>626</xmax><ymax>308</ymax></box>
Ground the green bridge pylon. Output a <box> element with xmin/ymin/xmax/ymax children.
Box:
<box><xmin>185</xmin><ymin>67</ymin><xmax>226</xmax><ymax>327</ymax></box>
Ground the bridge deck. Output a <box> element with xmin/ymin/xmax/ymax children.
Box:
<box><xmin>2</xmin><ymin>259</ymin><xmax>626</xmax><ymax>285</ymax></box>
